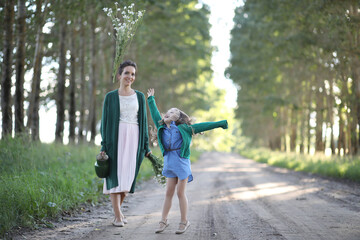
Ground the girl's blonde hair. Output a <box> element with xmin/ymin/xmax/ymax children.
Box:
<box><xmin>149</xmin><ymin>108</ymin><xmax>195</xmax><ymax>143</ymax></box>
<box><xmin>158</xmin><ymin>108</ymin><xmax>193</xmax><ymax>126</ymax></box>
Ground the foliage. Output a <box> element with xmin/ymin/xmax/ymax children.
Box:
<box><xmin>227</xmin><ymin>0</ymin><xmax>360</xmax><ymax>154</ymax></box>
<box><xmin>0</xmin><ymin>138</ymin><xmax>204</xmax><ymax>237</ymax></box>
<box><xmin>103</xmin><ymin>2</ymin><xmax>145</xmax><ymax>82</ymax></box>
<box><xmin>239</xmin><ymin>147</ymin><xmax>360</xmax><ymax>182</ymax></box>
<box><xmin>146</xmin><ymin>153</ymin><xmax>166</xmax><ymax>186</ymax></box>
<box><xmin>0</xmin><ymin>137</ymin><xmax>103</xmax><ymax>237</ymax></box>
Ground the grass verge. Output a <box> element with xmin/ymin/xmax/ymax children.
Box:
<box><xmin>0</xmin><ymin>137</ymin><xmax>204</xmax><ymax>238</ymax></box>
<box><xmin>239</xmin><ymin>148</ymin><xmax>360</xmax><ymax>182</ymax></box>
<box><xmin>0</xmin><ymin>137</ymin><xmax>103</xmax><ymax>238</ymax></box>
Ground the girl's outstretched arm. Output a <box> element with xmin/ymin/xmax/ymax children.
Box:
<box><xmin>191</xmin><ymin>120</ymin><xmax>228</xmax><ymax>134</ymax></box>
<box><xmin>147</xmin><ymin>88</ymin><xmax>162</xmax><ymax>129</ymax></box>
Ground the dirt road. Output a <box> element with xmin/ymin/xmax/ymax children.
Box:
<box><xmin>16</xmin><ymin>152</ymin><xmax>360</xmax><ymax>240</ymax></box>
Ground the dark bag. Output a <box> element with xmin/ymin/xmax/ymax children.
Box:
<box><xmin>95</xmin><ymin>153</ymin><xmax>109</xmax><ymax>178</ymax></box>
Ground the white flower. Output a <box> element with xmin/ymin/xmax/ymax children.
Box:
<box><xmin>138</xmin><ymin>11</ymin><xmax>143</xmax><ymax>17</ymax></box>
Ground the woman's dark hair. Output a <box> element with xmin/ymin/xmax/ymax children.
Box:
<box><xmin>118</xmin><ymin>60</ymin><xmax>137</xmax><ymax>75</ymax></box>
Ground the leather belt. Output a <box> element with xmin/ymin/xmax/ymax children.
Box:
<box><xmin>165</xmin><ymin>148</ymin><xmax>181</xmax><ymax>152</ymax></box>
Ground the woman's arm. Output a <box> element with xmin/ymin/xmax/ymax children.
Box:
<box><xmin>100</xmin><ymin>95</ymin><xmax>109</xmax><ymax>152</ymax></box>
<box><xmin>147</xmin><ymin>88</ymin><xmax>162</xmax><ymax>129</ymax></box>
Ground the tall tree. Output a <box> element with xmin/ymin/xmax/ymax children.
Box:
<box><xmin>27</xmin><ymin>0</ymin><xmax>48</xmax><ymax>141</ymax></box>
<box><xmin>87</xmin><ymin>17</ymin><xmax>97</xmax><ymax>143</ymax></box>
<box><xmin>78</xmin><ymin>18</ymin><xmax>86</xmax><ymax>143</ymax></box>
<box><xmin>15</xmin><ymin>0</ymin><xmax>26</xmax><ymax>135</ymax></box>
<box><xmin>68</xmin><ymin>24</ymin><xmax>77</xmax><ymax>143</ymax></box>
<box><xmin>55</xmin><ymin>17</ymin><xmax>67</xmax><ymax>143</ymax></box>
<box><xmin>1</xmin><ymin>0</ymin><xmax>15</xmax><ymax>138</ymax></box>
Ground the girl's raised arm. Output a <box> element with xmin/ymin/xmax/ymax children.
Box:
<box><xmin>147</xmin><ymin>88</ymin><xmax>162</xmax><ymax>129</ymax></box>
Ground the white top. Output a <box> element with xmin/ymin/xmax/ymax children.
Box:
<box><xmin>119</xmin><ymin>94</ymin><xmax>139</xmax><ymax>124</ymax></box>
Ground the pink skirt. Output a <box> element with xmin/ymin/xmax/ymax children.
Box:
<box><xmin>103</xmin><ymin>122</ymin><xmax>139</xmax><ymax>194</ymax></box>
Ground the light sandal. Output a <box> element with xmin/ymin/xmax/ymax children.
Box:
<box><xmin>112</xmin><ymin>220</ymin><xmax>125</xmax><ymax>227</ymax></box>
<box><xmin>155</xmin><ymin>219</ymin><xmax>169</xmax><ymax>233</ymax></box>
<box><xmin>175</xmin><ymin>220</ymin><xmax>190</xmax><ymax>234</ymax></box>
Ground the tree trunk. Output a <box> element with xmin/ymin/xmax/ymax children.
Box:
<box><xmin>27</xmin><ymin>0</ymin><xmax>48</xmax><ymax>141</ymax></box>
<box><xmin>1</xmin><ymin>0</ymin><xmax>15</xmax><ymax>138</ymax></box>
<box><xmin>338</xmin><ymin>108</ymin><xmax>345</xmax><ymax>156</ymax></box>
<box><xmin>290</xmin><ymin>107</ymin><xmax>297</xmax><ymax>152</ymax></box>
<box><xmin>315</xmin><ymin>80</ymin><xmax>324</xmax><ymax>152</ymax></box>
<box><xmin>78</xmin><ymin>19</ymin><xmax>86</xmax><ymax>143</ymax></box>
<box><xmin>15</xmin><ymin>0</ymin><xmax>26</xmax><ymax>136</ymax></box>
<box><xmin>69</xmin><ymin>25</ymin><xmax>77</xmax><ymax>143</ymax></box>
<box><xmin>55</xmin><ymin>18</ymin><xmax>67</xmax><ymax>143</ymax></box>
<box><xmin>88</xmin><ymin>18</ymin><xmax>97</xmax><ymax>143</ymax></box>
<box><xmin>299</xmin><ymin>104</ymin><xmax>306</xmax><ymax>154</ymax></box>
<box><xmin>328</xmin><ymin>78</ymin><xmax>335</xmax><ymax>155</ymax></box>
<box><xmin>306</xmin><ymin>81</ymin><xmax>312</xmax><ymax>154</ymax></box>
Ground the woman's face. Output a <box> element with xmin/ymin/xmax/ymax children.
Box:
<box><xmin>119</xmin><ymin>66</ymin><xmax>136</xmax><ymax>87</ymax></box>
<box><xmin>163</xmin><ymin>108</ymin><xmax>180</xmax><ymax>124</ymax></box>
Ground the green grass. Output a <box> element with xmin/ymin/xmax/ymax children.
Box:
<box><xmin>0</xmin><ymin>137</ymin><xmax>204</xmax><ymax>238</ymax></box>
<box><xmin>0</xmin><ymin>137</ymin><xmax>103</xmax><ymax>237</ymax></box>
<box><xmin>239</xmin><ymin>148</ymin><xmax>360</xmax><ymax>182</ymax></box>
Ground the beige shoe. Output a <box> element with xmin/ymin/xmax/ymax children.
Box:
<box><xmin>175</xmin><ymin>220</ymin><xmax>190</xmax><ymax>234</ymax></box>
<box><xmin>155</xmin><ymin>219</ymin><xmax>169</xmax><ymax>233</ymax></box>
<box><xmin>112</xmin><ymin>220</ymin><xmax>125</xmax><ymax>227</ymax></box>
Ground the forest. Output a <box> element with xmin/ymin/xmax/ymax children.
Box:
<box><xmin>1</xmin><ymin>0</ymin><xmax>234</xmax><ymax>148</ymax></box>
<box><xmin>227</xmin><ymin>0</ymin><xmax>360</xmax><ymax>156</ymax></box>
<box><xmin>1</xmin><ymin>0</ymin><xmax>360</xmax><ymax>156</ymax></box>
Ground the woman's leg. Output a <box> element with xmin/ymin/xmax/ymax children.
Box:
<box><xmin>161</xmin><ymin>177</ymin><xmax>177</xmax><ymax>221</ymax></box>
<box><xmin>120</xmin><ymin>192</ymin><xmax>127</xmax><ymax>219</ymax></box>
<box><xmin>177</xmin><ymin>177</ymin><xmax>189</xmax><ymax>224</ymax></box>
<box><xmin>110</xmin><ymin>193</ymin><xmax>122</xmax><ymax>221</ymax></box>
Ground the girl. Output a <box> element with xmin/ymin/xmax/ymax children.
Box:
<box><xmin>147</xmin><ymin>88</ymin><xmax>228</xmax><ymax>234</ymax></box>
<box><xmin>100</xmin><ymin>60</ymin><xmax>151</xmax><ymax>227</ymax></box>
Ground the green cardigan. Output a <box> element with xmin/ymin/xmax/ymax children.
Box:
<box><xmin>100</xmin><ymin>90</ymin><xmax>151</xmax><ymax>193</ymax></box>
<box><xmin>147</xmin><ymin>96</ymin><xmax>228</xmax><ymax>159</ymax></box>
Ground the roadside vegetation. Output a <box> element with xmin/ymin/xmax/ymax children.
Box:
<box><xmin>0</xmin><ymin>137</ymin><xmax>203</xmax><ymax>238</ymax></box>
<box><xmin>239</xmin><ymin>148</ymin><xmax>360</xmax><ymax>182</ymax></box>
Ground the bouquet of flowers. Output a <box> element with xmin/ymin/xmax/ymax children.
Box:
<box><xmin>146</xmin><ymin>153</ymin><xmax>166</xmax><ymax>186</ymax></box>
<box><xmin>103</xmin><ymin>2</ymin><xmax>145</xmax><ymax>82</ymax></box>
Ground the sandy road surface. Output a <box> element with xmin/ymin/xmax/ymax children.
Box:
<box><xmin>15</xmin><ymin>152</ymin><xmax>360</xmax><ymax>240</ymax></box>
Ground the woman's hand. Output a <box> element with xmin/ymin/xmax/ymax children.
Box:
<box><xmin>146</xmin><ymin>151</ymin><xmax>152</xmax><ymax>157</ymax></box>
<box><xmin>147</xmin><ymin>88</ymin><xmax>155</xmax><ymax>98</ymax></box>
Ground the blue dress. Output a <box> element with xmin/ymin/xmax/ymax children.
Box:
<box><xmin>161</xmin><ymin>121</ymin><xmax>193</xmax><ymax>183</ymax></box>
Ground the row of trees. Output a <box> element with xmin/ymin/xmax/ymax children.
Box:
<box><xmin>1</xmin><ymin>0</ymin><xmax>220</xmax><ymax>144</ymax></box>
<box><xmin>227</xmin><ymin>0</ymin><xmax>360</xmax><ymax>155</ymax></box>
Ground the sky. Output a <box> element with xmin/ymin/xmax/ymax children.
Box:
<box><xmin>201</xmin><ymin>0</ymin><xmax>242</xmax><ymax>109</ymax></box>
<box><xmin>37</xmin><ymin>0</ymin><xmax>242</xmax><ymax>143</ymax></box>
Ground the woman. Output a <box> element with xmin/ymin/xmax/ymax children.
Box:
<box><xmin>100</xmin><ymin>60</ymin><xmax>151</xmax><ymax>227</ymax></box>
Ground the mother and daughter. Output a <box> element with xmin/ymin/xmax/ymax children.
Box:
<box><xmin>100</xmin><ymin>60</ymin><xmax>228</xmax><ymax>234</ymax></box>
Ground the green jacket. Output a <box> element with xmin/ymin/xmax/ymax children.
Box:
<box><xmin>100</xmin><ymin>90</ymin><xmax>151</xmax><ymax>193</ymax></box>
<box><xmin>147</xmin><ymin>96</ymin><xmax>228</xmax><ymax>159</ymax></box>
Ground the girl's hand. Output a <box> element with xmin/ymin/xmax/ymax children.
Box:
<box><xmin>147</xmin><ymin>88</ymin><xmax>155</xmax><ymax>97</ymax></box>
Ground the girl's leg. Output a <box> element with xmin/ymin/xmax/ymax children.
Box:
<box><xmin>110</xmin><ymin>193</ymin><xmax>122</xmax><ymax>221</ymax></box>
<box><xmin>161</xmin><ymin>177</ymin><xmax>177</xmax><ymax>221</ymax></box>
<box><xmin>177</xmin><ymin>177</ymin><xmax>189</xmax><ymax>224</ymax></box>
